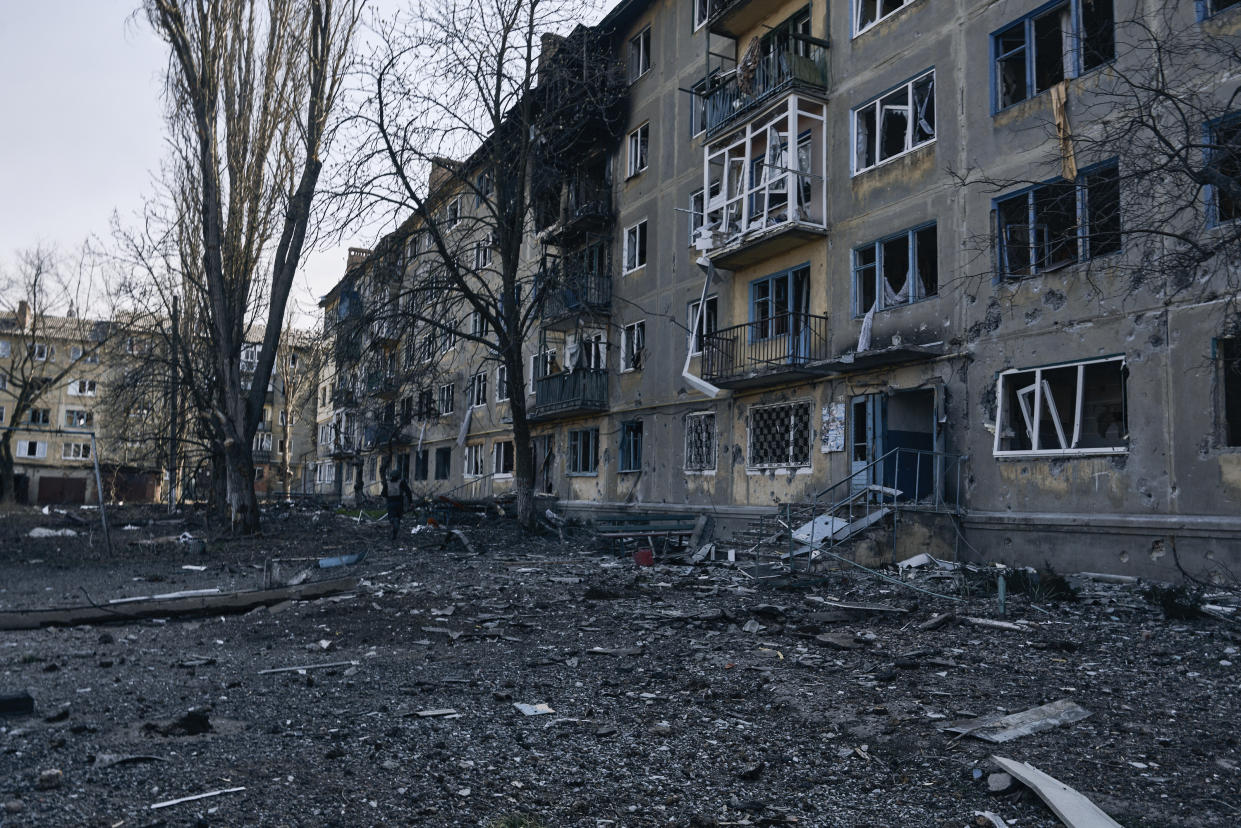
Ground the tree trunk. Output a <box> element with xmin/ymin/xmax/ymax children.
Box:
<box><xmin>224</xmin><ymin>440</ymin><xmax>260</xmax><ymax>533</ymax></box>
<box><xmin>0</xmin><ymin>434</ymin><xmax>16</xmax><ymax>506</ymax></box>
<box><xmin>508</xmin><ymin>370</ymin><xmax>536</xmax><ymax>529</ymax></box>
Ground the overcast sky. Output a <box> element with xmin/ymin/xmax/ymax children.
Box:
<box><xmin>0</xmin><ymin>1</ymin><xmax>361</xmax><ymax>325</ymax></box>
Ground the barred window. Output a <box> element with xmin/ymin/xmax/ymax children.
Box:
<box><xmin>684</xmin><ymin>412</ymin><xmax>716</xmax><ymax>471</ymax></box>
<box><xmin>747</xmin><ymin>401</ymin><xmax>812</xmax><ymax>468</ymax></box>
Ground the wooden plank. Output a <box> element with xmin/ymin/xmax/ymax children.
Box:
<box><xmin>990</xmin><ymin>755</ymin><xmax>1123</xmax><ymax>828</ymax></box>
<box><xmin>0</xmin><ymin>577</ymin><xmax>358</xmax><ymax>630</ymax></box>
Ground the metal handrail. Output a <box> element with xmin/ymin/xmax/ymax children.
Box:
<box><xmin>440</xmin><ymin>472</ymin><xmax>495</xmax><ymax>502</ymax></box>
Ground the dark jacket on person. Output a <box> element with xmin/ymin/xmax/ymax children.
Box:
<box><xmin>381</xmin><ymin>476</ymin><xmax>413</xmax><ymax>517</ymax></box>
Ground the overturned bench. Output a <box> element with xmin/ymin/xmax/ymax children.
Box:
<box><xmin>593</xmin><ymin>512</ymin><xmax>708</xmax><ymax>557</ymax></box>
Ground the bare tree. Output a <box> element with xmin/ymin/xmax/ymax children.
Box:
<box><xmin>145</xmin><ymin>0</ymin><xmax>361</xmax><ymax>532</ymax></box>
<box><xmin>952</xmin><ymin>4</ymin><xmax>1241</xmax><ymax>330</ymax></box>
<box><xmin>333</xmin><ymin>0</ymin><xmax>626</xmax><ymax>526</ymax></box>
<box><xmin>0</xmin><ymin>247</ymin><xmax>112</xmax><ymax>505</ymax></box>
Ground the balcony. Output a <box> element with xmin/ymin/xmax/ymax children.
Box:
<box><xmin>701</xmin><ymin>313</ymin><xmax>831</xmax><ymax>388</ymax></box>
<box><xmin>704</xmin><ymin>0</ymin><xmax>768</xmax><ymax>38</ymax></box>
<box><xmin>370</xmin><ymin>320</ymin><xmax>401</xmax><ymax>347</ymax></box>
<box><xmin>253</xmin><ymin>449</ymin><xmax>273</xmax><ymax>463</ymax></box>
<box><xmin>331</xmin><ymin>387</ymin><xmax>358</xmax><ymax>408</ymax></box>
<box><xmin>530</xmin><ymin>367</ymin><xmax>609</xmax><ymax>421</ymax></box>
<box><xmin>364</xmin><ymin>370</ymin><xmax>399</xmax><ymax>399</ymax></box>
<box><xmin>544</xmin><ymin>176</ymin><xmax>612</xmax><ymax>244</ymax></box>
<box><xmin>540</xmin><ymin>264</ymin><xmax>612</xmax><ymax>327</ymax></box>
<box><xmin>329</xmin><ymin>437</ymin><xmax>359</xmax><ymax>459</ymax></box>
<box><xmin>363</xmin><ymin>421</ymin><xmax>412</xmax><ymax>449</ymax></box>
<box><xmin>704</xmin><ymin>47</ymin><xmax>828</xmax><ymax>139</ymax></box>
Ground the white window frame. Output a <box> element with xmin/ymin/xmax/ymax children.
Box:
<box><xmin>464</xmin><ymin>443</ymin><xmax>485</xmax><ymax>477</ymax></box>
<box><xmin>693</xmin><ymin>0</ymin><xmax>710</xmax><ymax>30</ymax></box>
<box><xmin>438</xmin><ymin>382</ymin><xmax>455</xmax><ymax>415</ymax></box>
<box><xmin>627</xmin><ymin>123</ymin><xmax>649</xmax><ymax>177</ymax></box>
<box><xmin>621</xmin><ymin>321</ymin><xmax>646</xmax><ymax>372</ymax></box>
<box><xmin>629</xmin><ymin>26</ymin><xmax>651</xmax><ymax>82</ymax></box>
<box><xmin>688</xmin><ymin>296</ymin><xmax>717</xmax><ymax>356</ymax></box>
<box><xmin>473</xmin><ymin>240</ymin><xmax>492</xmax><ymax>270</ymax></box>
<box><xmin>496</xmin><ymin>364</ymin><xmax>509</xmax><ymax>402</ymax></box>
<box><xmin>623</xmin><ymin>220</ymin><xmax>648</xmax><ymax>273</ymax></box>
<box><xmin>993</xmin><ymin>356</ymin><xmax>1129</xmax><ymax>458</ymax></box>
<box><xmin>62</xmin><ymin>442</ymin><xmax>91</xmax><ymax>460</ymax></box>
<box><xmin>444</xmin><ymin>196</ymin><xmax>462</xmax><ymax>231</ymax></box>
<box><xmin>684</xmin><ymin>411</ymin><xmax>717</xmax><ymax>472</ymax></box>
<box><xmin>67</xmin><ymin>379</ymin><xmax>97</xmax><ymax>397</ymax></box>
<box><xmin>852</xmin><ymin>70</ymin><xmax>936</xmax><ymax>175</ymax></box>
<box><xmin>493</xmin><ymin>440</ymin><xmax>515</xmax><ymax>476</ymax></box>
<box><xmin>689</xmin><ymin>188</ymin><xmax>705</xmax><ymax>245</ymax></box>
<box><xmin>529</xmin><ymin>348</ymin><xmax>557</xmax><ymax>394</ymax></box>
<box><xmin>16</xmin><ymin>440</ymin><xmax>47</xmax><ymax>459</ymax></box>
<box><xmin>853</xmin><ymin>0</ymin><xmax>915</xmax><ymax>38</ymax></box>
<box><xmin>467</xmin><ymin>372</ymin><xmax>488</xmax><ymax>408</ymax></box>
<box><xmin>32</xmin><ymin>343</ymin><xmax>49</xmax><ymax>361</ymax></box>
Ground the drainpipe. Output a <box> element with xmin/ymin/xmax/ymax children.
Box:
<box><xmin>683</xmin><ymin>256</ymin><xmax>727</xmax><ymax>399</ymax></box>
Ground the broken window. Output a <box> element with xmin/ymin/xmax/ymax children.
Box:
<box><xmin>748</xmin><ymin>400</ymin><xmax>812</xmax><ymax>468</ymax></box>
<box><xmin>619</xmin><ymin>420</ymin><xmax>643</xmax><ymax>472</ymax></box>
<box><xmin>435</xmin><ymin>447</ymin><xmax>452</xmax><ymax>480</ymax></box>
<box><xmin>464</xmin><ymin>444</ymin><xmax>484</xmax><ymax>477</ymax></box>
<box><xmin>628</xmin><ymin>26</ymin><xmax>651</xmax><ymax>82</ymax></box>
<box><xmin>494</xmin><ymin>440</ymin><xmax>515</xmax><ymax>475</ymax></box>
<box><xmin>623</xmin><ymin>220</ymin><xmax>647</xmax><ymax>272</ymax></box>
<box><xmin>414</xmin><ymin>449</ymin><xmax>429</xmax><ymax>481</ymax></box>
<box><xmin>853</xmin><ymin>224</ymin><xmax>938</xmax><ymax>316</ymax></box>
<box><xmin>621</xmin><ymin>321</ymin><xmax>646</xmax><ymax>371</ymax></box>
<box><xmin>994</xmin><ymin>357</ymin><xmax>1128</xmax><ymax>455</ymax></box>
<box><xmin>853</xmin><ymin>70</ymin><xmax>935</xmax><ymax>174</ymax></box>
<box><xmin>467</xmin><ymin>371</ymin><xmax>487</xmax><ymax>408</ymax></box>
<box><xmin>684</xmin><ymin>412</ymin><xmax>717</xmax><ymax>471</ymax></box>
<box><xmin>688</xmin><ymin>295</ymin><xmax>718</xmax><ymax>355</ymax></box>
<box><xmin>993</xmin><ymin>1</ymin><xmax>1114</xmax><ymax>111</ymax></box>
<box><xmin>853</xmin><ymin>0</ymin><xmax>914</xmax><ymax>36</ymax></box>
<box><xmin>567</xmin><ymin>428</ymin><xmax>599</xmax><ymax>474</ymax></box>
<box><xmin>693</xmin><ymin>0</ymin><xmax>709</xmax><ymax>29</ymax></box>
<box><xmin>438</xmin><ymin>382</ymin><xmax>455</xmax><ymax>415</ymax></box>
<box><xmin>996</xmin><ymin>161</ymin><xmax>1120</xmax><ymax>277</ymax></box>
<box><xmin>627</xmin><ymin>123</ymin><xmax>649</xmax><ymax>177</ymax></box>
<box><xmin>750</xmin><ymin>265</ymin><xmax>809</xmax><ymax>339</ymax></box>
<box><xmin>689</xmin><ymin>188</ymin><xmax>705</xmax><ymax>245</ymax></box>
<box><xmin>1221</xmin><ymin>338</ymin><xmax>1241</xmax><ymax>446</ymax></box>
<box><xmin>1211</xmin><ymin>116</ymin><xmax>1241</xmax><ymax>224</ymax></box>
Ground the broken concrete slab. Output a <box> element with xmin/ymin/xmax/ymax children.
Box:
<box><xmin>990</xmin><ymin>755</ymin><xmax>1123</xmax><ymax>827</ymax></box>
<box><xmin>946</xmin><ymin>699</ymin><xmax>1092</xmax><ymax>743</ymax></box>
<box><xmin>513</xmin><ymin>702</ymin><xmax>554</xmax><ymax>716</ymax></box>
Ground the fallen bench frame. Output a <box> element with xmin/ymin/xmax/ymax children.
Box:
<box><xmin>593</xmin><ymin>513</ymin><xmax>706</xmax><ymax>557</ymax></box>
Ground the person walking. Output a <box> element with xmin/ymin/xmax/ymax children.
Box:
<box><xmin>381</xmin><ymin>466</ymin><xmax>413</xmax><ymax>541</ymax></box>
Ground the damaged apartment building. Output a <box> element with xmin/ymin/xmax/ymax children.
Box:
<box><xmin>317</xmin><ymin>0</ymin><xmax>1241</xmax><ymax>578</ymax></box>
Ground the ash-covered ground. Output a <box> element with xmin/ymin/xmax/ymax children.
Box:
<box><xmin>1</xmin><ymin>504</ymin><xmax>1238</xmax><ymax>827</ymax></box>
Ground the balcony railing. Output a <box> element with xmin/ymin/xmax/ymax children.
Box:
<box><xmin>331</xmin><ymin>387</ymin><xmax>357</xmax><ymax>408</ymax></box>
<box><xmin>565</xmin><ymin>178</ymin><xmax>612</xmax><ymax>226</ymax></box>
<box><xmin>541</xmin><ymin>265</ymin><xmax>612</xmax><ymax>322</ymax></box>
<box><xmin>530</xmin><ymin>367</ymin><xmax>609</xmax><ymax>420</ymax></box>
<box><xmin>365</xmin><ymin>370</ymin><xmax>399</xmax><ymax>398</ymax></box>
<box><xmin>705</xmin><ymin>47</ymin><xmax>828</xmax><ymax>137</ymax></box>
<box><xmin>701</xmin><ymin>312</ymin><xmax>831</xmax><ymax>387</ymax></box>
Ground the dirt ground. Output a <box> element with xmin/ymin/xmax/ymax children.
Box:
<box><xmin>1</xmin><ymin>503</ymin><xmax>1239</xmax><ymax>827</ymax></box>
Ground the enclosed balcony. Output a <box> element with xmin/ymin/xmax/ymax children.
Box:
<box><xmin>700</xmin><ymin>312</ymin><xmax>831</xmax><ymax>388</ymax></box>
<box><xmin>529</xmin><ymin>367</ymin><xmax>608</xmax><ymax>421</ymax></box>
<box><xmin>544</xmin><ymin>172</ymin><xmax>612</xmax><ymax>244</ymax></box>
<box><xmin>331</xmin><ymin>387</ymin><xmax>358</xmax><ymax>408</ymax></box>
<box><xmin>703</xmin><ymin>46</ymin><xmax>828</xmax><ymax>139</ymax></box>
<box><xmin>699</xmin><ymin>94</ymin><xmax>828</xmax><ymax>270</ymax></box>
<box><xmin>364</xmin><ymin>370</ymin><xmax>399</xmax><ymax>399</ymax></box>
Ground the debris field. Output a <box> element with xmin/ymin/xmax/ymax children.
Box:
<box><xmin>1</xmin><ymin>505</ymin><xmax>1239</xmax><ymax>827</ymax></box>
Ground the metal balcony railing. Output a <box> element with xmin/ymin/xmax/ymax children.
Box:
<box><xmin>541</xmin><ymin>264</ymin><xmax>612</xmax><ymax>321</ymax></box>
<box><xmin>705</xmin><ymin>47</ymin><xmax>828</xmax><ymax>137</ymax></box>
<box><xmin>531</xmin><ymin>367</ymin><xmax>609</xmax><ymax>419</ymax></box>
<box><xmin>365</xmin><ymin>371</ymin><xmax>399</xmax><ymax>397</ymax></box>
<box><xmin>701</xmin><ymin>312</ymin><xmax>830</xmax><ymax>385</ymax></box>
<box><xmin>566</xmin><ymin>178</ymin><xmax>612</xmax><ymax>225</ymax></box>
<box><xmin>331</xmin><ymin>387</ymin><xmax>357</xmax><ymax>408</ymax></box>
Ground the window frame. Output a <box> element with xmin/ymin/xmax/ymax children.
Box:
<box><xmin>493</xmin><ymin>440</ymin><xmax>515</xmax><ymax>476</ymax></box>
<box><xmin>628</xmin><ymin>25</ymin><xmax>652</xmax><ymax>82</ymax></box>
<box><xmin>464</xmin><ymin>443</ymin><xmax>485</xmax><ymax>477</ymax></box>
<box><xmin>16</xmin><ymin>440</ymin><xmax>47</xmax><ymax>459</ymax></box>
<box><xmin>567</xmin><ymin>427</ymin><xmax>600</xmax><ymax>475</ymax></box>
<box><xmin>621</xmin><ymin>320</ymin><xmax>646</xmax><ymax>372</ymax></box>
<box><xmin>693</xmin><ymin>0</ymin><xmax>710</xmax><ymax>30</ymax></box>
<box><xmin>994</xmin><ymin>159</ymin><xmax>1121</xmax><ymax>280</ymax></box>
<box><xmin>443</xmin><ymin>196</ymin><xmax>462</xmax><ymax>231</ymax></box>
<box><xmin>438</xmin><ymin>382</ymin><xmax>455</xmax><ymax>415</ymax></box>
<box><xmin>689</xmin><ymin>188</ymin><xmax>705</xmax><ymax>245</ymax></box>
<box><xmin>1207</xmin><ymin>113</ymin><xmax>1241</xmax><ymax>226</ymax></box>
<box><xmin>993</xmin><ymin>355</ymin><xmax>1129</xmax><ymax>457</ymax></box>
<box><xmin>684</xmin><ymin>411</ymin><xmax>717</xmax><ymax>472</ymax></box>
<box><xmin>746</xmin><ymin>399</ymin><xmax>813</xmax><ymax>469</ymax></box>
<box><xmin>852</xmin><ymin>222</ymin><xmax>939</xmax><ymax>317</ymax></box>
<box><xmin>853</xmin><ymin>0</ymin><xmax>916</xmax><ymax>38</ymax></box>
<box><xmin>496</xmin><ymin>365</ymin><xmax>509</xmax><ymax>402</ymax></box>
<box><xmin>627</xmin><ymin>122</ymin><xmax>650</xmax><ymax>178</ymax></box>
<box><xmin>619</xmin><ymin>420</ymin><xmax>644</xmax><ymax>472</ymax></box>
<box><xmin>62</xmin><ymin>442</ymin><xmax>91</xmax><ymax>460</ymax></box>
<box><xmin>623</xmin><ymin>220</ymin><xmax>648</xmax><ymax>273</ymax></box>
<box><xmin>990</xmin><ymin>0</ymin><xmax>1116</xmax><ymax>114</ymax></box>
<box><xmin>852</xmin><ymin>69</ymin><xmax>936</xmax><ymax>175</ymax></box>
<box><xmin>467</xmin><ymin>371</ymin><xmax>488</xmax><ymax>409</ymax></box>
<box><xmin>688</xmin><ymin>295</ymin><xmax>718</xmax><ymax>355</ymax></box>
<box><xmin>64</xmin><ymin>409</ymin><xmax>93</xmax><ymax>428</ymax></box>
<box><xmin>434</xmin><ymin>446</ymin><xmax>452</xmax><ymax>480</ymax></box>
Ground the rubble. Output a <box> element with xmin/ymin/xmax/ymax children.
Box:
<box><xmin>0</xmin><ymin>504</ymin><xmax>1237</xmax><ymax>826</ymax></box>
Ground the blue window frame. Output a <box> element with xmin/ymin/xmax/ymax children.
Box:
<box><xmin>749</xmin><ymin>264</ymin><xmax>810</xmax><ymax>341</ymax></box>
<box><xmin>991</xmin><ymin>0</ymin><xmax>1114</xmax><ymax>112</ymax></box>
<box><xmin>619</xmin><ymin>420</ymin><xmax>643</xmax><ymax>472</ymax></box>
<box><xmin>852</xmin><ymin>223</ymin><xmax>938</xmax><ymax>317</ymax></box>
<box><xmin>994</xmin><ymin>160</ymin><xmax>1120</xmax><ymax>279</ymax></box>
